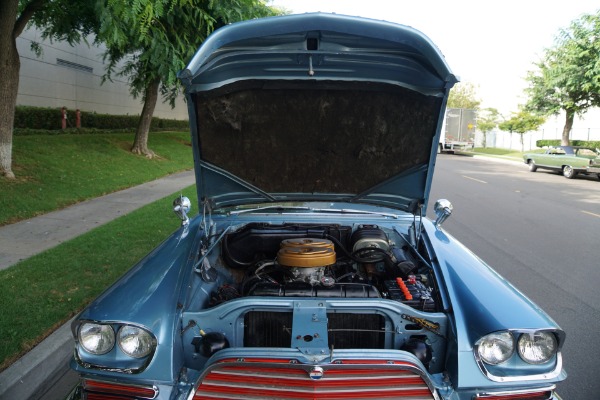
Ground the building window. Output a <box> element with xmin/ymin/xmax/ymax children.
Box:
<box><xmin>56</xmin><ymin>58</ymin><xmax>93</xmax><ymax>73</ymax></box>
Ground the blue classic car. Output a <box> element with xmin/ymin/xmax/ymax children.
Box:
<box><xmin>67</xmin><ymin>13</ymin><xmax>566</xmax><ymax>400</ymax></box>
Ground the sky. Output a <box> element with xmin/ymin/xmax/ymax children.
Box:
<box><xmin>269</xmin><ymin>0</ymin><xmax>598</xmax><ymax>115</ymax></box>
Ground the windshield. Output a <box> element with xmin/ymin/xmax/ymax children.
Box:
<box><xmin>576</xmin><ymin>148</ymin><xmax>598</xmax><ymax>156</ymax></box>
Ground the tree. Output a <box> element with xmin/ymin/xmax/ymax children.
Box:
<box><xmin>0</xmin><ymin>0</ymin><xmax>98</xmax><ymax>179</ymax></box>
<box><xmin>525</xmin><ymin>11</ymin><xmax>600</xmax><ymax>146</ymax></box>
<box><xmin>477</xmin><ymin>107</ymin><xmax>500</xmax><ymax>148</ymax></box>
<box><xmin>447</xmin><ymin>81</ymin><xmax>481</xmax><ymax>110</ymax></box>
<box><xmin>99</xmin><ymin>0</ymin><xmax>280</xmax><ymax>158</ymax></box>
<box><xmin>498</xmin><ymin>110</ymin><xmax>545</xmax><ymax>152</ymax></box>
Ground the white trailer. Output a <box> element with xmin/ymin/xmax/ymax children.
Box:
<box><xmin>439</xmin><ymin>107</ymin><xmax>476</xmax><ymax>153</ymax></box>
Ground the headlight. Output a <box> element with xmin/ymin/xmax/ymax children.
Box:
<box><xmin>518</xmin><ymin>331</ymin><xmax>557</xmax><ymax>364</ymax></box>
<box><xmin>118</xmin><ymin>325</ymin><xmax>155</xmax><ymax>358</ymax></box>
<box><xmin>79</xmin><ymin>323</ymin><xmax>115</xmax><ymax>355</ymax></box>
<box><xmin>476</xmin><ymin>331</ymin><xmax>514</xmax><ymax>365</ymax></box>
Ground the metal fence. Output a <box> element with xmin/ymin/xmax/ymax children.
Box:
<box><xmin>476</xmin><ymin>127</ymin><xmax>600</xmax><ymax>151</ymax></box>
<box><xmin>473</xmin><ymin>108</ymin><xmax>600</xmax><ymax>151</ymax></box>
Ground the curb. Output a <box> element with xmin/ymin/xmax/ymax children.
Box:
<box><xmin>0</xmin><ymin>319</ymin><xmax>74</xmax><ymax>400</ymax></box>
<box><xmin>471</xmin><ymin>154</ymin><xmax>524</xmax><ymax>166</ymax></box>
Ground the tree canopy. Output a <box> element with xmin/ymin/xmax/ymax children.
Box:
<box><xmin>477</xmin><ymin>108</ymin><xmax>500</xmax><ymax>148</ymax></box>
<box><xmin>447</xmin><ymin>82</ymin><xmax>481</xmax><ymax>110</ymax></box>
<box><xmin>525</xmin><ymin>10</ymin><xmax>600</xmax><ymax>145</ymax></box>
<box><xmin>98</xmin><ymin>0</ymin><xmax>281</xmax><ymax>157</ymax></box>
<box><xmin>499</xmin><ymin>110</ymin><xmax>545</xmax><ymax>152</ymax></box>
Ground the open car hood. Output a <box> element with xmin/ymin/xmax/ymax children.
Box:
<box><xmin>180</xmin><ymin>13</ymin><xmax>458</xmax><ymax>214</ymax></box>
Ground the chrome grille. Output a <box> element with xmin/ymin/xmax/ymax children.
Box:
<box><xmin>192</xmin><ymin>358</ymin><xmax>436</xmax><ymax>399</ymax></box>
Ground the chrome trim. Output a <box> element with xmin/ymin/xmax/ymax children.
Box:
<box><xmin>116</xmin><ymin>325</ymin><xmax>158</xmax><ymax>359</ymax></box>
<box><xmin>474</xmin><ymin>351</ymin><xmax>563</xmax><ymax>383</ymax></box>
<box><xmin>73</xmin><ymin>348</ymin><xmax>148</xmax><ymax>374</ymax></box>
<box><xmin>227</xmin><ymin>205</ymin><xmax>401</xmax><ymax>219</ymax></box>
<box><xmin>77</xmin><ymin>322</ymin><xmax>115</xmax><ymax>355</ymax></box>
<box><xmin>173</xmin><ymin>195</ymin><xmax>191</xmax><ymax>226</ymax></box>
<box><xmin>473</xmin><ymin>329</ymin><xmax>564</xmax><ymax>383</ymax></box>
<box><xmin>75</xmin><ymin>319</ymin><xmax>157</xmax><ymax>343</ymax></box>
<box><xmin>433</xmin><ymin>199</ymin><xmax>452</xmax><ymax>228</ymax></box>
<box><xmin>516</xmin><ymin>331</ymin><xmax>558</xmax><ymax>364</ymax></box>
<box><xmin>475</xmin><ymin>385</ymin><xmax>555</xmax><ymax>399</ymax></box>
<box><xmin>81</xmin><ymin>378</ymin><xmax>159</xmax><ymax>399</ymax></box>
<box><xmin>73</xmin><ymin>319</ymin><xmax>157</xmax><ymax>374</ymax></box>
<box><xmin>192</xmin><ymin>358</ymin><xmax>440</xmax><ymax>400</ymax></box>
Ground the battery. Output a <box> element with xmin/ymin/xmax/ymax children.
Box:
<box><xmin>384</xmin><ymin>277</ymin><xmax>436</xmax><ymax>312</ymax></box>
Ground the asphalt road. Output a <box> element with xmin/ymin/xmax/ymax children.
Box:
<box><xmin>427</xmin><ymin>154</ymin><xmax>600</xmax><ymax>400</ymax></box>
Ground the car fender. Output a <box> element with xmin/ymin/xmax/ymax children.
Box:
<box><xmin>72</xmin><ymin>217</ymin><xmax>204</xmax><ymax>382</ymax></box>
<box><xmin>422</xmin><ymin>221</ymin><xmax>563</xmax><ymax>387</ymax></box>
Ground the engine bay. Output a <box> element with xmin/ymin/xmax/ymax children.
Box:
<box><xmin>211</xmin><ymin>223</ymin><xmax>440</xmax><ymax>312</ymax></box>
<box><xmin>182</xmin><ymin>222</ymin><xmax>449</xmax><ymax>374</ymax></box>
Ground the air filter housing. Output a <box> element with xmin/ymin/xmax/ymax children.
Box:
<box><xmin>277</xmin><ymin>238</ymin><xmax>336</xmax><ymax>267</ymax></box>
<box><xmin>277</xmin><ymin>239</ymin><xmax>336</xmax><ymax>285</ymax></box>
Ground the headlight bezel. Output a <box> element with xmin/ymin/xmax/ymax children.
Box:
<box><xmin>78</xmin><ymin>322</ymin><xmax>116</xmax><ymax>356</ymax></box>
<box><xmin>75</xmin><ymin>320</ymin><xmax>158</xmax><ymax>374</ymax></box>
<box><xmin>117</xmin><ymin>325</ymin><xmax>157</xmax><ymax>359</ymax></box>
<box><xmin>517</xmin><ymin>331</ymin><xmax>558</xmax><ymax>365</ymax></box>
<box><xmin>473</xmin><ymin>329</ymin><xmax>564</xmax><ymax>383</ymax></box>
<box><xmin>475</xmin><ymin>331</ymin><xmax>515</xmax><ymax>365</ymax></box>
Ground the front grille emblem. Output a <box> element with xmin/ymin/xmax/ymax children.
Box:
<box><xmin>308</xmin><ymin>366</ymin><xmax>324</xmax><ymax>380</ymax></box>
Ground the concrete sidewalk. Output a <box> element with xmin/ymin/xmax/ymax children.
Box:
<box><xmin>0</xmin><ymin>170</ymin><xmax>196</xmax><ymax>400</ymax></box>
<box><xmin>0</xmin><ymin>170</ymin><xmax>196</xmax><ymax>270</ymax></box>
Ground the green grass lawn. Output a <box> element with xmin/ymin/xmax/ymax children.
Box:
<box><xmin>0</xmin><ymin>185</ymin><xmax>198</xmax><ymax>371</ymax></box>
<box><xmin>0</xmin><ymin>130</ymin><xmax>194</xmax><ymax>371</ymax></box>
<box><xmin>471</xmin><ymin>147</ymin><xmax>545</xmax><ymax>159</ymax></box>
<box><xmin>0</xmin><ymin>131</ymin><xmax>193</xmax><ymax>226</ymax></box>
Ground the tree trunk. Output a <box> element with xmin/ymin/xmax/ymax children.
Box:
<box><xmin>131</xmin><ymin>79</ymin><xmax>160</xmax><ymax>158</ymax></box>
<box><xmin>561</xmin><ymin>110</ymin><xmax>574</xmax><ymax>146</ymax></box>
<box><xmin>519</xmin><ymin>133</ymin><xmax>524</xmax><ymax>152</ymax></box>
<box><xmin>0</xmin><ymin>0</ymin><xmax>20</xmax><ymax>179</ymax></box>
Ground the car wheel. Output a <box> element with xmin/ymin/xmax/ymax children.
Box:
<box><xmin>528</xmin><ymin>160</ymin><xmax>537</xmax><ymax>172</ymax></box>
<box><xmin>563</xmin><ymin>165</ymin><xmax>577</xmax><ymax>179</ymax></box>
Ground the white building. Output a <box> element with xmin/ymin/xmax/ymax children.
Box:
<box><xmin>16</xmin><ymin>27</ymin><xmax>188</xmax><ymax>120</ymax></box>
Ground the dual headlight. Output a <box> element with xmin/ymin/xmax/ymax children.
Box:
<box><xmin>476</xmin><ymin>330</ymin><xmax>558</xmax><ymax>365</ymax></box>
<box><xmin>78</xmin><ymin>322</ymin><xmax>156</xmax><ymax>358</ymax></box>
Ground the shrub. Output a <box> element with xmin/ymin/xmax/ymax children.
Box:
<box><xmin>13</xmin><ymin>106</ymin><xmax>188</xmax><ymax>133</ymax></box>
<box><xmin>535</xmin><ymin>139</ymin><xmax>600</xmax><ymax>149</ymax></box>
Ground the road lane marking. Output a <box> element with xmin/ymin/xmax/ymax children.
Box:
<box><xmin>581</xmin><ymin>210</ymin><xmax>600</xmax><ymax>219</ymax></box>
<box><xmin>461</xmin><ymin>175</ymin><xmax>487</xmax><ymax>184</ymax></box>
